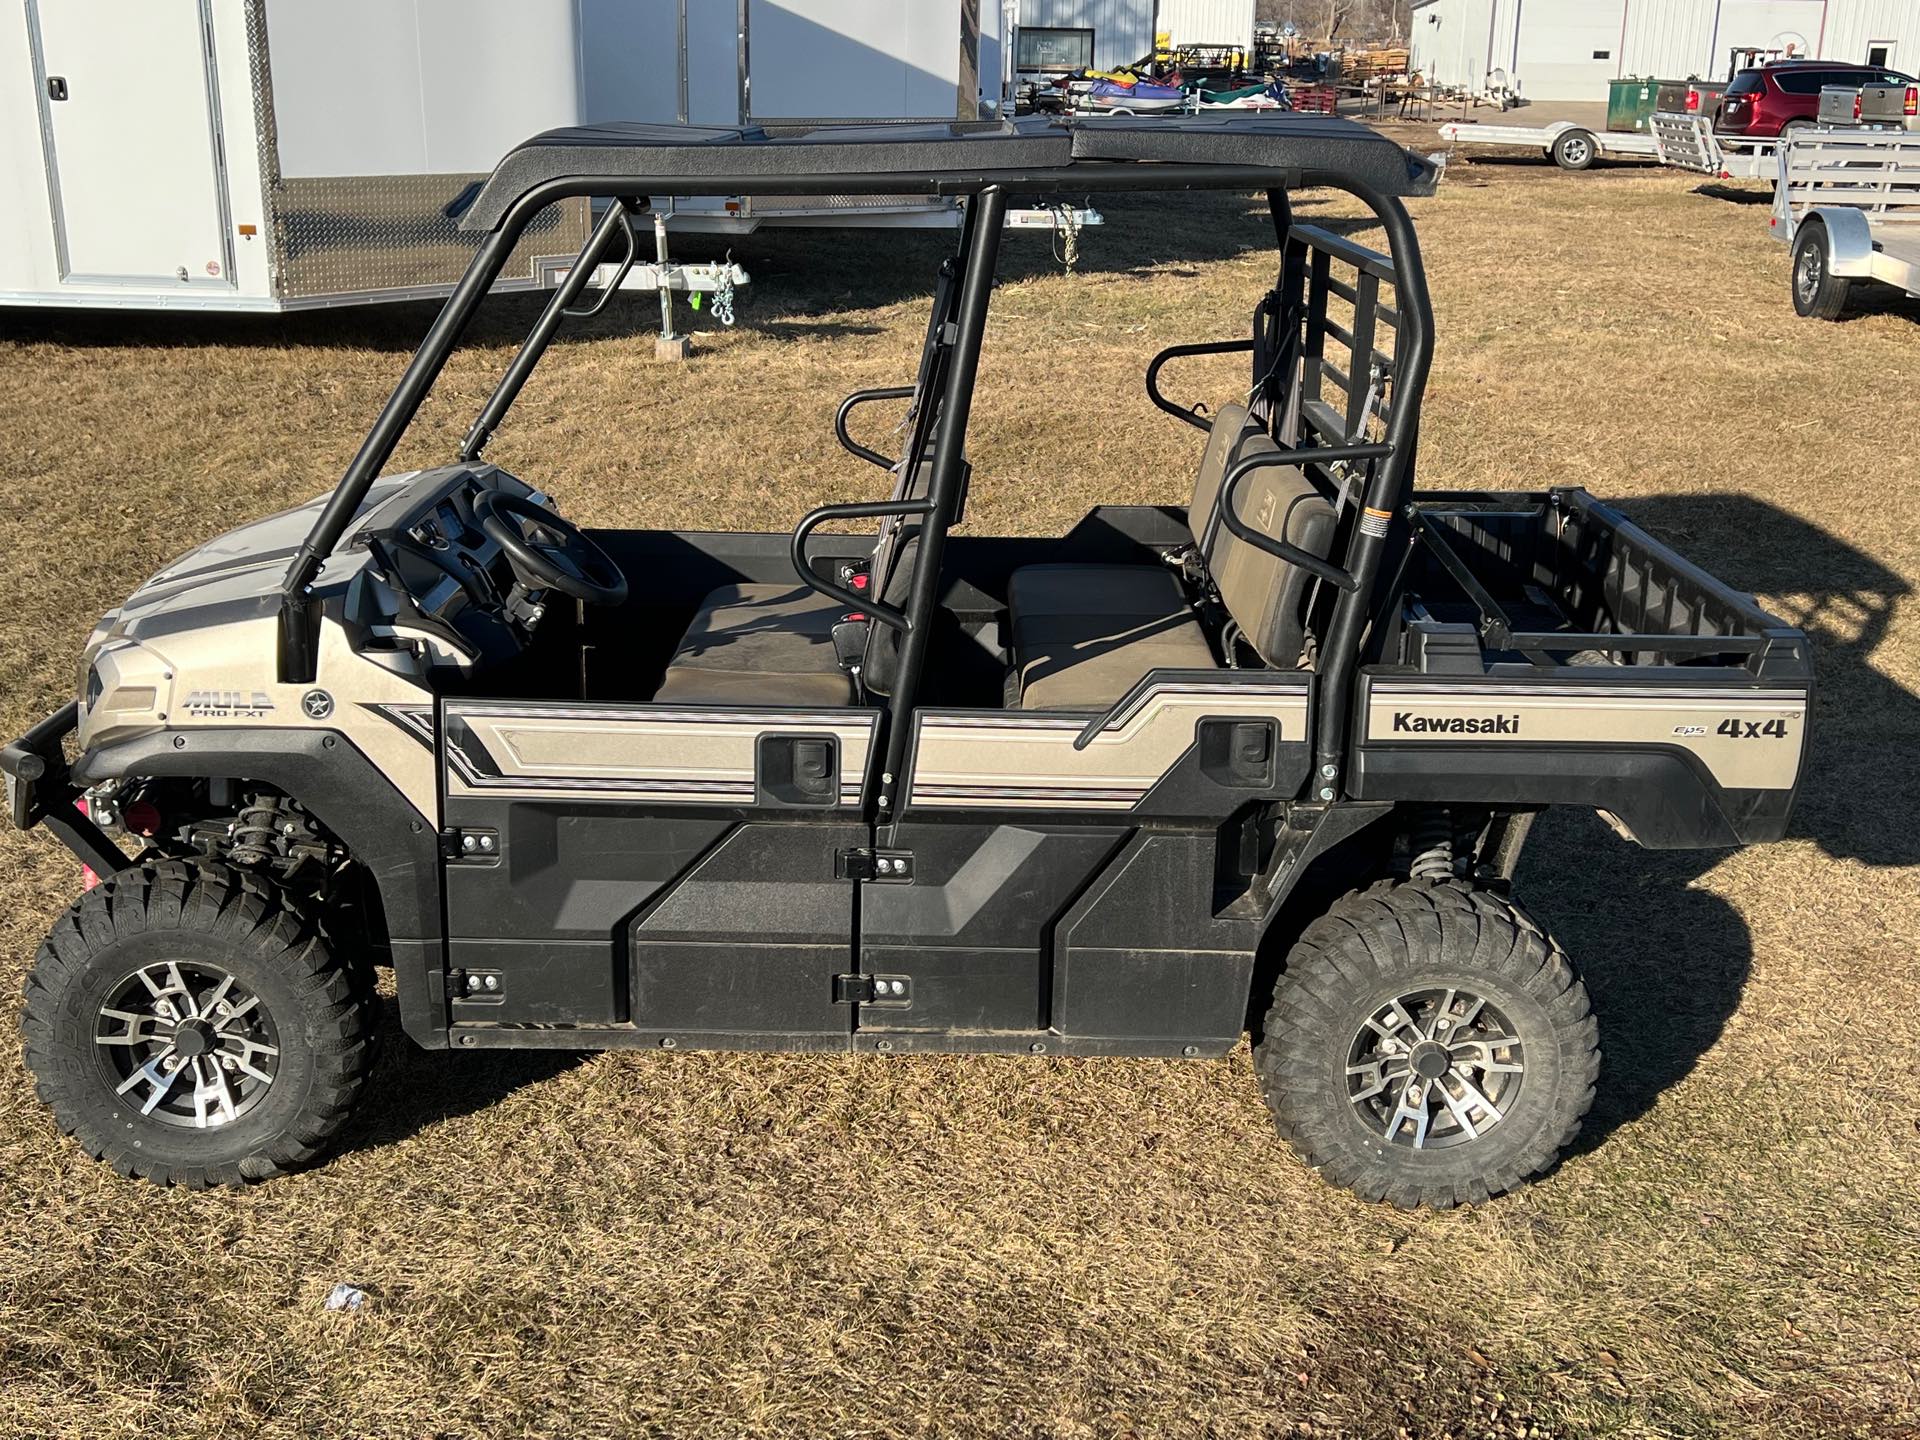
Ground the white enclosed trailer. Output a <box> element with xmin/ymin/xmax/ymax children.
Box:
<box><xmin>1</xmin><ymin>0</ymin><xmax>1007</xmax><ymax>312</ymax></box>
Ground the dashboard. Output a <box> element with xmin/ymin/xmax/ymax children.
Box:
<box><xmin>339</xmin><ymin>466</ymin><xmax>551</xmax><ymax>671</ymax></box>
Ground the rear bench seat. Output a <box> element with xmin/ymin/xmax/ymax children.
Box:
<box><xmin>1006</xmin><ymin>403</ymin><xmax>1337</xmax><ymax>711</ymax></box>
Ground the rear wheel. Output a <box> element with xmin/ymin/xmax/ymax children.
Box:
<box><xmin>20</xmin><ymin>862</ymin><xmax>374</xmax><ymax>1187</ymax></box>
<box><xmin>1791</xmin><ymin>222</ymin><xmax>1852</xmax><ymax>320</ymax></box>
<box><xmin>1254</xmin><ymin>880</ymin><xmax>1599</xmax><ymax>1209</ymax></box>
<box><xmin>1551</xmin><ymin>128</ymin><xmax>1597</xmax><ymax>170</ymax></box>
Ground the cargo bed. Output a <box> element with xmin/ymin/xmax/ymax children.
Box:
<box><xmin>1354</xmin><ymin>487</ymin><xmax>1811</xmax><ymax>848</ymax></box>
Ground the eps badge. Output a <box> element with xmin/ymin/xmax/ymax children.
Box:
<box><xmin>301</xmin><ymin>689</ymin><xmax>334</xmax><ymax>720</ymax></box>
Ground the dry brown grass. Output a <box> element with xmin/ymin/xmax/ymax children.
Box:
<box><xmin>1</xmin><ymin>138</ymin><xmax>1918</xmax><ymax>1439</ymax></box>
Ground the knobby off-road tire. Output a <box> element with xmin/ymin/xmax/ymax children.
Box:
<box><xmin>1255</xmin><ymin>880</ymin><xmax>1599</xmax><ymax>1210</ymax></box>
<box><xmin>21</xmin><ymin>862</ymin><xmax>374</xmax><ymax>1187</ymax></box>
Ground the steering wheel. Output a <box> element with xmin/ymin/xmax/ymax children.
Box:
<box><xmin>473</xmin><ymin>489</ymin><xmax>628</xmax><ymax>606</ymax></box>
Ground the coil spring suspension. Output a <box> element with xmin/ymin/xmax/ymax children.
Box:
<box><xmin>229</xmin><ymin>797</ymin><xmax>283</xmax><ymax>868</ymax></box>
<box><xmin>1408</xmin><ymin>808</ymin><xmax>1456</xmax><ymax>881</ymax></box>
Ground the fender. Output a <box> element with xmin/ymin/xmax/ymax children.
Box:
<box><xmin>1804</xmin><ymin>206</ymin><xmax>1878</xmax><ymax>278</ymax></box>
<box><xmin>73</xmin><ymin>728</ymin><xmax>449</xmax><ymax>1047</ymax></box>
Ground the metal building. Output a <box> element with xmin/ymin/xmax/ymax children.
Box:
<box><xmin>1409</xmin><ymin>0</ymin><xmax>1920</xmax><ymax>103</ymax></box>
<box><xmin>1014</xmin><ymin>0</ymin><xmax>1255</xmax><ymax>75</ymax></box>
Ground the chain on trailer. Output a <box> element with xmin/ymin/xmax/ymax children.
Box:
<box><xmin>1050</xmin><ymin>202</ymin><xmax>1084</xmax><ymax>272</ymax></box>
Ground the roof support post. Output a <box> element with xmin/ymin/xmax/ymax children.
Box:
<box><xmin>875</xmin><ymin>184</ymin><xmax>1007</xmax><ymax>824</ymax></box>
<box><xmin>1310</xmin><ymin>187</ymin><xmax>1433</xmax><ymax>794</ymax></box>
<box><xmin>461</xmin><ymin>198</ymin><xmax>638</xmax><ymax>462</ymax></box>
<box><xmin>277</xmin><ymin>215</ymin><xmax>529</xmax><ymax>680</ymax></box>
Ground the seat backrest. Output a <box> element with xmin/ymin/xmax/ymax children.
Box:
<box><xmin>1186</xmin><ymin>401</ymin><xmax>1262</xmax><ymax>551</ymax></box>
<box><xmin>1203</xmin><ymin>431</ymin><xmax>1337</xmax><ymax>669</ymax></box>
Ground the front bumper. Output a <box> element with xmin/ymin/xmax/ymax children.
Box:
<box><xmin>1</xmin><ymin>701</ymin><xmax>130</xmax><ymax>876</ymax></box>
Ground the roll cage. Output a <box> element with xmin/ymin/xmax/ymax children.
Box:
<box><xmin>276</xmin><ymin>115</ymin><xmax>1441</xmax><ymax>800</ymax></box>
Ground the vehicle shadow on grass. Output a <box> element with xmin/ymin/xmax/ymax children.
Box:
<box><xmin>1520</xmin><ymin>809</ymin><xmax>1752</xmax><ymax>1156</ymax></box>
<box><xmin>1623</xmin><ymin>493</ymin><xmax>1920</xmax><ymax>870</ymax></box>
<box><xmin>333</xmin><ymin>997</ymin><xmax>582</xmax><ymax>1157</ymax></box>
<box><xmin>1516</xmin><ymin>490</ymin><xmax>1916</xmax><ymax>1149</ymax></box>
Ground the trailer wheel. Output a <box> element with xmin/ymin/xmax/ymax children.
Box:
<box><xmin>20</xmin><ymin>862</ymin><xmax>374</xmax><ymax>1187</ymax></box>
<box><xmin>1551</xmin><ymin>129</ymin><xmax>1598</xmax><ymax>170</ymax></box>
<box><xmin>1791</xmin><ymin>221</ymin><xmax>1852</xmax><ymax>320</ymax></box>
<box><xmin>1254</xmin><ymin>880</ymin><xmax>1599</xmax><ymax>1210</ymax></box>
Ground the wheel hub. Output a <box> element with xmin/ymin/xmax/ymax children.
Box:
<box><xmin>93</xmin><ymin>960</ymin><xmax>280</xmax><ymax>1130</ymax></box>
<box><xmin>1345</xmin><ymin>987</ymin><xmax>1525</xmax><ymax>1150</ymax></box>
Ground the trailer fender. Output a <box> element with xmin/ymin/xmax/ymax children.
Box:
<box><xmin>71</xmin><ymin>727</ymin><xmax>448</xmax><ymax>1047</ymax></box>
<box><xmin>1806</xmin><ymin>207</ymin><xmax>1877</xmax><ymax>277</ymax></box>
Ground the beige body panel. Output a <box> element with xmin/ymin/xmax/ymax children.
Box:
<box><xmin>78</xmin><ymin>614</ymin><xmax>440</xmax><ymax>821</ymax></box>
<box><xmin>1363</xmin><ymin>681</ymin><xmax>1806</xmax><ymax>792</ymax></box>
<box><xmin>442</xmin><ymin>702</ymin><xmax>877</xmax><ymax>808</ymax></box>
<box><xmin>909</xmin><ymin>678</ymin><xmax>1311</xmax><ymax>810</ymax></box>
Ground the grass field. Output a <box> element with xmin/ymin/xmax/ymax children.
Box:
<box><xmin>2</xmin><ymin>138</ymin><xmax>1917</xmax><ymax>1439</ymax></box>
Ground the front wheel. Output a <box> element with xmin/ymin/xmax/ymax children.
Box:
<box><xmin>1254</xmin><ymin>880</ymin><xmax>1599</xmax><ymax>1209</ymax></box>
<box><xmin>20</xmin><ymin>862</ymin><xmax>374</xmax><ymax>1187</ymax></box>
<box><xmin>1791</xmin><ymin>222</ymin><xmax>1852</xmax><ymax>320</ymax></box>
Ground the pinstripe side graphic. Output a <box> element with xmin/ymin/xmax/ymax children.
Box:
<box><xmin>437</xmin><ymin>701</ymin><xmax>877</xmax><ymax>807</ymax></box>
<box><xmin>908</xmin><ymin>680</ymin><xmax>1311</xmax><ymax>811</ymax></box>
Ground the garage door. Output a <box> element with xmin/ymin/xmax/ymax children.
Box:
<box><xmin>1516</xmin><ymin>1</ymin><xmax>1625</xmax><ymax>103</ymax></box>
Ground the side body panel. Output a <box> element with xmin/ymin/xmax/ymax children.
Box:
<box><xmin>439</xmin><ymin>700</ymin><xmax>877</xmax><ymax>1038</ymax></box>
<box><xmin>1351</xmin><ymin>673</ymin><xmax>1809</xmax><ymax>847</ymax></box>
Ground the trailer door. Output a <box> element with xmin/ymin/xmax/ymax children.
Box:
<box><xmin>27</xmin><ymin>0</ymin><xmax>232</xmax><ymax>289</ymax></box>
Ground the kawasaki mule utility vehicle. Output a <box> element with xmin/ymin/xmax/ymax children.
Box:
<box><xmin>5</xmin><ymin>117</ymin><xmax>1811</xmax><ymax>1207</ymax></box>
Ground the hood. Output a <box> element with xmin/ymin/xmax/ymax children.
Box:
<box><xmin>99</xmin><ymin>472</ymin><xmax>434</xmax><ymax>646</ymax></box>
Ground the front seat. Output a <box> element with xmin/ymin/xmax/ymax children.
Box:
<box><xmin>651</xmin><ymin>582</ymin><xmax>855</xmax><ymax>706</ymax></box>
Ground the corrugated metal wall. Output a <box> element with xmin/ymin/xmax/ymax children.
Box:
<box><xmin>1823</xmin><ymin>0</ymin><xmax>1920</xmax><ymax>67</ymax></box>
<box><xmin>1018</xmin><ymin>0</ymin><xmax>1156</xmax><ymax>70</ymax></box>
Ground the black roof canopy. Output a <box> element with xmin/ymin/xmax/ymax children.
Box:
<box><xmin>459</xmin><ymin>115</ymin><xmax>1442</xmax><ymax>231</ymax></box>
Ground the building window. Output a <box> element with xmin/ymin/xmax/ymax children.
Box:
<box><xmin>1018</xmin><ymin>26</ymin><xmax>1094</xmax><ymax>71</ymax></box>
<box><xmin>1592</xmin><ymin>50</ymin><xmax>1611</xmax><ymax>60</ymax></box>
<box><xmin>1868</xmin><ymin>43</ymin><xmax>1893</xmax><ymax>67</ymax></box>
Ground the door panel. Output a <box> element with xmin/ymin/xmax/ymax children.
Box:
<box><xmin>29</xmin><ymin>0</ymin><xmax>231</xmax><ymax>286</ymax></box>
<box><xmin>440</xmin><ymin>699</ymin><xmax>875</xmax><ymax>1036</ymax></box>
<box><xmin>857</xmin><ymin>822</ymin><xmax>1126</xmax><ymax>1034</ymax></box>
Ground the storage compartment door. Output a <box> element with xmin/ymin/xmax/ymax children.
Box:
<box><xmin>28</xmin><ymin>0</ymin><xmax>231</xmax><ymax>288</ymax></box>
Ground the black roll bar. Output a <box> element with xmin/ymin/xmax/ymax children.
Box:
<box><xmin>460</xmin><ymin>198</ymin><xmax>640</xmax><ymax>465</ymax></box>
<box><xmin>1145</xmin><ymin>338</ymin><xmax>1254</xmax><ymax>430</ymax></box>
<box><xmin>1215</xmin><ymin>441</ymin><xmax>1394</xmax><ymax>593</ymax></box>
<box><xmin>787</xmin><ymin>496</ymin><xmax>934</xmax><ymax>632</ymax></box>
<box><xmin>875</xmin><ymin>186</ymin><xmax>1007</xmax><ymax>821</ymax></box>
<box><xmin>834</xmin><ymin>386</ymin><xmax>915</xmax><ymax>471</ymax></box>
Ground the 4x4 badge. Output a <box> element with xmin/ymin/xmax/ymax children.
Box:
<box><xmin>301</xmin><ymin>690</ymin><xmax>334</xmax><ymax>720</ymax></box>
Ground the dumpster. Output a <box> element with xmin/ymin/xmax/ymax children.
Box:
<box><xmin>1607</xmin><ymin>76</ymin><xmax>1664</xmax><ymax>132</ymax></box>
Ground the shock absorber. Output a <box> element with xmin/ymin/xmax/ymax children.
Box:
<box><xmin>229</xmin><ymin>797</ymin><xmax>283</xmax><ymax>869</ymax></box>
<box><xmin>1408</xmin><ymin>807</ymin><xmax>1455</xmax><ymax>881</ymax></box>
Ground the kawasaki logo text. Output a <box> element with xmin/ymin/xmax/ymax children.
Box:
<box><xmin>1391</xmin><ymin>712</ymin><xmax>1520</xmax><ymax>735</ymax></box>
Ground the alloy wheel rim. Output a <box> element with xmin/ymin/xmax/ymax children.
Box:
<box><xmin>1345</xmin><ymin>986</ymin><xmax>1524</xmax><ymax>1150</ymax></box>
<box><xmin>94</xmin><ymin>961</ymin><xmax>280</xmax><ymax>1129</ymax></box>
<box><xmin>1796</xmin><ymin>246</ymin><xmax>1821</xmax><ymax>304</ymax></box>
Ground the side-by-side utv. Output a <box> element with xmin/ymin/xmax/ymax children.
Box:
<box><xmin>4</xmin><ymin>117</ymin><xmax>1810</xmax><ymax>1207</ymax></box>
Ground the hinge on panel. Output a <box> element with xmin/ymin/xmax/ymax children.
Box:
<box><xmin>834</xmin><ymin>847</ymin><xmax>913</xmax><ymax>882</ymax></box>
<box><xmin>440</xmin><ymin>827</ymin><xmax>499</xmax><ymax>862</ymax></box>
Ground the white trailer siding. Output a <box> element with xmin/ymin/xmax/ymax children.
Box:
<box><xmin>1413</xmin><ymin>0</ymin><xmax>1920</xmax><ymax>103</ymax></box>
<box><xmin>1157</xmin><ymin>0</ymin><xmax>1255</xmax><ymax>50</ymax></box>
<box><xmin>1018</xmin><ymin>0</ymin><xmax>1156</xmax><ymax>72</ymax></box>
